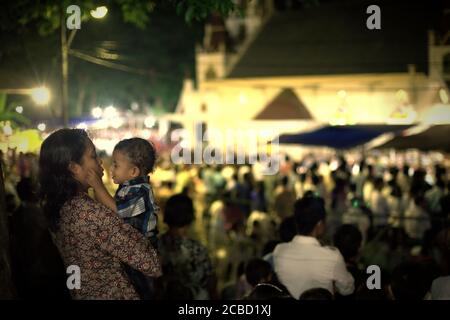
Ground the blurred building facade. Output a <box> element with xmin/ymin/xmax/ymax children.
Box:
<box><xmin>168</xmin><ymin>0</ymin><xmax>450</xmax><ymax>149</ymax></box>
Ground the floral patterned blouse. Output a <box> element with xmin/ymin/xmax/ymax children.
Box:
<box><xmin>55</xmin><ymin>192</ymin><xmax>162</xmax><ymax>300</ymax></box>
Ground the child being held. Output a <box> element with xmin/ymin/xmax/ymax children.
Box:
<box><xmin>87</xmin><ymin>138</ymin><xmax>159</xmax><ymax>300</ymax></box>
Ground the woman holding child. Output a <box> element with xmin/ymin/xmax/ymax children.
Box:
<box><xmin>39</xmin><ymin>128</ymin><xmax>161</xmax><ymax>299</ymax></box>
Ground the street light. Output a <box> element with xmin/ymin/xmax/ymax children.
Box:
<box><xmin>37</xmin><ymin>123</ymin><xmax>46</xmax><ymax>132</ymax></box>
<box><xmin>91</xmin><ymin>106</ymin><xmax>103</xmax><ymax>118</ymax></box>
<box><xmin>31</xmin><ymin>87</ymin><xmax>51</xmax><ymax>105</ymax></box>
<box><xmin>61</xmin><ymin>5</ymin><xmax>108</xmax><ymax>126</ymax></box>
<box><xmin>103</xmin><ymin>105</ymin><xmax>117</xmax><ymax>118</ymax></box>
<box><xmin>0</xmin><ymin>87</ymin><xmax>50</xmax><ymax>105</ymax></box>
<box><xmin>91</xmin><ymin>6</ymin><xmax>108</xmax><ymax>19</ymax></box>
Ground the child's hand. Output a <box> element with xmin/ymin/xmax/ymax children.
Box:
<box><xmin>86</xmin><ymin>168</ymin><xmax>104</xmax><ymax>190</ymax></box>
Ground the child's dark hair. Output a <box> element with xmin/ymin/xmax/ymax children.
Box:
<box><xmin>114</xmin><ymin>138</ymin><xmax>156</xmax><ymax>175</ymax></box>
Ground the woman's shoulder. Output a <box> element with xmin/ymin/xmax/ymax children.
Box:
<box><xmin>160</xmin><ymin>234</ymin><xmax>206</xmax><ymax>251</ymax></box>
<box><xmin>61</xmin><ymin>192</ymin><xmax>112</xmax><ymax>219</ymax></box>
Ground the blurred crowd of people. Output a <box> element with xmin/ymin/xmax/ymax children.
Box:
<box><xmin>2</xmin><ymin>147</ymin><xmax>450</xmax><ymax>300</ymax></box>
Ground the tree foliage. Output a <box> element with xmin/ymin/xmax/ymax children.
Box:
<box><xmin>10</xmin><ymin>0</ymin><xmax>239</xmax><ymax>35</ymax></box>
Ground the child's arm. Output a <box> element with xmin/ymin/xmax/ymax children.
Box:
<box><xmin>86</xmin><ymin>169</ymin><xmax>118</xmax><ymax>212</ymax></box>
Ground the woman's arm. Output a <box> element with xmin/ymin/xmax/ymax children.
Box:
<box><xmin>83</xmin><ymin>196</ymin><xmax>162</xmax><ymax>277</ymax></box>
<box><xmin>86</xmin><ymin>169</ymin><xmax>117</xmax><ymax>212</ymax></box>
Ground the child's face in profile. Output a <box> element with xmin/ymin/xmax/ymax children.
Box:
<box><xmin>111</xmin><ymin>150</ymin><xmax>138</xmax><ymax>184</ymax></box>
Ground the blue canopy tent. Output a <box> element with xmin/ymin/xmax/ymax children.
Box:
<box><xmin>276</xmin><ymin>125</ymin><xmax>414</xmax><ymax>149</ymax></box>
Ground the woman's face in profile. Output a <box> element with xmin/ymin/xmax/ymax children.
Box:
<box><xmin>74</xmin><ymin>139</ymin><xmax>104</xmax><ymax>188</ymax></box>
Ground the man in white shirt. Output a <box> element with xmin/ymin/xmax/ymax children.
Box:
<box><xmin>369</xmin><ymin>177</ymin><xmax>390</xmax><ymax>228</ymax></box>
<box><xmin>273</xmin><ymin>195</ymin><xmax>354</xmax><ymax>299</ymax></box>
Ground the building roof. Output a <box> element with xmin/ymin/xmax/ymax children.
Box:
<box><xmin>253</xmin><ymin>88</ymin><xmax>313</xmax><ymax>120</ymax></box>
<box><xmin>227</xmin><ymin>0</ymin><xmax>433</xmax><ymax>78</ymax></box>
<box><xmin>375</xmin><ymin>124</ymin><xmax>450</xmax><ymax>152</ymax></box>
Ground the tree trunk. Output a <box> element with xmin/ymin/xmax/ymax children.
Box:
<box><xmin>0</xmin><ymin>161</ymin><xmax>16</xmax><ymax>298</ymax></box>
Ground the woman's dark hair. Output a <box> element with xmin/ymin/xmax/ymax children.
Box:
<box><xmin>114</xmin><ymin>138</ymin><xmax>156</xmax><ymax>175</ymax></box>
<box><xmin>163</xmin><ymin>193</ymin><xmax>194</xmax><ymax>228</ymax></box>
<box><xmin>39</xmin><ymin>129</ymin><xmax>89</xmax><ymax>230</ymax></box>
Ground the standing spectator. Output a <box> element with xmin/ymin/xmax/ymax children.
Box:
<box><xmin>330</xmin><ymin>178</ymin><xmax>349</xmax><ymax>228</ymax></box>
<box><xmin>397</xmin><ymin>165</ymin><xmax>411</xmax><ymax>195</ymax></box>
<box><xmin>369</xmin><ymin>177</ymin><xmax>390</xmax><ymax>229</ymax></box>
<box><xmin>404</xmin><ymin>194</ymin><xmax>431</xmax><ymax>241</ymax></box>
<box><xmin>159</xmin><ymin>193</ymin><xmax>217</xmax><ymax>300</ymax></box>
<box><xmin>342</xmin><ymin>197</ymin><xmax>371</xmax><ymax>244</ymax></box>
<box><xmin>10</xmin><ymin>178</ymin><xmax>70</xmax><ymax>299</ymax></box>
<box><xmin>273</xmin><ymin>176</ymin><xmax>296</xmax><ymax>220</ymax></box>
<box><xmin>251</xmin><ymin>181</ymin><xmax>267</xmax><ymax>212</ymax></box>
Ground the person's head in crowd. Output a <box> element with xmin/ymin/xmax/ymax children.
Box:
<box><xmin>243</xmin><ymin>172</ymin><xmax>253</xmax><ymax>185</ymax></box>
<box><xmin>279</xmin><ymin>216</ymin><xmax>298</xmax><ymax>242</ymax></box>
<box><xmin>279</xmin><ymin>175</ymin><xmax>289</xmax><ymax>188</ymax></box>
<box><xmin>389</xmin><ymin>166</ymin><xmax>399</xmax><ymax>179</ymax></box>
<box><xmin>349</xmin><ymin>182</ymin><xmax>357</xmax><ymax>194</ymax></box>
<box><xmin>374</xmin><ymin>177</ymin><xmax>384</xmax><ymax>191</ymax></box>
<box><xmin>333</xmin><ymin>224</ymin><xmax>362</xmax><ymax>263</ymax></box>
<box><xmin>163</xmin><ymin>193</ymin><xmax>194</xmax><ymax>229</ymax></box>
<box><xmin>389</xmin><ymin>261</ymin><xmax>438</xmax><ymax>300</ymax></box>
<box><xmin>338</xmin><ymin>156</ymin><xmax>347</xmax><ymax>170</ymax></box>
<box><xmin>367</xmin><ymin>164</ymin><xmax>374</xmax><ymax>178</ymax></box>
<box><xmin>333</xmin><ymin>178</ymin><xmax>348</xmax><ymax>193</ymax></box>
<box><xmin>245</xmin><ymin>283</ymin><xmax>293</xmax><ymax>300</ymax></box>
<box><xmin>390</xmin><ymin>184</ymin><xmax>402</xmax><ymax>198</ymax></box>
<box><xmin>16</xmin><ymin>177</ymin><xmax>37</xmax><ymax>203</ymax></box>
<box><xmin>245</xmin><ymin>259</ymin><xmax>273</xmax><ymax>287</ymax></box>
<box><xmin>402</xmin><ymin>165</ymin><xmax>410</xmax><ymax>176</ymax></box>
<box><xmin>359</xmin><ymin>159</ymin><xmax>366</xmax><ymax>172</ymax></box>
<box><xmin>435</xmin><ymin>165</ymin><xmax>446</xmax><ymax>180</ymax></box>
<box><xmin>311</xmin><ymin>174</ymin><xmax>321</xmax><ymax>187</ymax></box>
<box><xmin>294</xmin><ymin>195</ymin><xmax>326</xmax><ymax>238</ymax></box>
<box><xmin>299</xmin><ymin>173</ymin><xmax>307</xmax><ymax>183</ymax></box>
<box><xmin>299</xmin><ymin>288</ymin><xmax>333</xmax><ymax>300</ymax></box>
